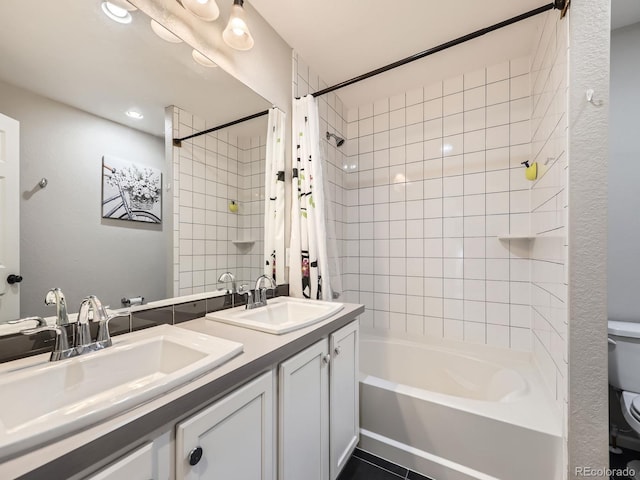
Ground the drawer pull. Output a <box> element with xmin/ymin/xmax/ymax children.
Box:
<box><xmin>188</xmin><ymin>446</ymin><xmax>203</xmax><ymax>466</ymax></box>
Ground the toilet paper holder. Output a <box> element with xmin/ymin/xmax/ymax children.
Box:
<box><xmin>121</xmin><ymin>296</ymin><xmax>145</xmax><ymax>307</ymax></box>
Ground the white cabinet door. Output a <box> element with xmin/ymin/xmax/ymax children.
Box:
<box><xmin>176</xmin><ymin>370</ymin><xmax>274</xmax><ymax>480</ymax></box>
<box><xmin>329</xmin><ymin>321</ymin><xmax>359</xmax><ymax>480</ymax></box>
<box><xmin>87</xmin><ymin>429</ymin><xmax>171</xmax><ymax>480</ymax></box>
<box><xmin>279</xmin><ymin>339</ymin><xmax>329</xmax><ymax>480</ymax></box>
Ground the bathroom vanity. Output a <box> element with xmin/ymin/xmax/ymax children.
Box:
<box><xmin>0</xmin><ymin>301</ymin><xmax>363</xmax><ymax>480</ymax></box>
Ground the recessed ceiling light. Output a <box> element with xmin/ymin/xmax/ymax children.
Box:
<box><xmin>126</xmin><ymin>110</ymin><xmax>144</xmax><ymax>120</ymax></box>
<box><xmin>150</xmin><ymin>19</ymin><xmax>183</xmax><ymax>43</ymax></box>
<box><xmin>192</xmin><ymin>49</ymin><xmax>218</xmax><ymax>68</ymax></box>
<box><xmin>101</xmin><ymin>1</ymin><xmax>133</xmax><ymax>24</ymax></box>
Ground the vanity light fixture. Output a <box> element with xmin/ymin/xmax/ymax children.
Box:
<box><xmin>150</xmin><ymin>19</ymin><xmax>183</xmax><ymax>43</ymax></box>
<box><xmin>222</xmin><ymin>0</ymin><xmax>254</xmax><ymax>51</ymax></box>
<box><xmin>125</xmin><ymin>110</ymin><xmax>144</xmax><ymax>120</ymax></box>
<box><xmin>181</xmin><ymin>0</ymin><xmax>220</xmax><ymax>21</ymax></box>
<box><xmin>101</xmin><ymin>1</ymin><xmax>133</xmax><ymax>24</ymax></box>
<box><xmin>192</xmin><ymin>49</ymin><xmax>218</xmax><ymax>67</ymax></box>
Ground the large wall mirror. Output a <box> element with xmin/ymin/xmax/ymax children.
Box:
<box><xmin>0</xmin><ymin>0</ymin><xmax>275</xmax><ymax>323</ymax></box>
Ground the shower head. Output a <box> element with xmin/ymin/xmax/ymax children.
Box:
<box><xmin>326</xmin><ymin>132</ymin><xmax>345</xmax><ymax>147</ymax></box>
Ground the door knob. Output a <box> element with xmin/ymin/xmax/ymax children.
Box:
<box><xmin>7</xmin><ymin>274</ymin><xmax>23</xmax><ymax>285</ymax></box>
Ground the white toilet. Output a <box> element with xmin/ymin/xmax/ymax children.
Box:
<box><xmin>608</xmin><ymin>320</ymin><xmax>640</xmax><ymax>435</ymax></box>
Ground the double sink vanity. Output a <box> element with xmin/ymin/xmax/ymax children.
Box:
<box><xmin>0</xmin><ymin>290</ymin><xmax>363</xmax><ymax>480</ymax></box>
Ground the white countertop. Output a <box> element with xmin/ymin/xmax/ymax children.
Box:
<box><xmin>0</xmin><ymin>302</ymin><xmax>363</xmax><ymax>479</ymax></box>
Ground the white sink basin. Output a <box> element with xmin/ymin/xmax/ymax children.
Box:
<box><xmin>0</xmin><ymin>325</ymin><xmax>242</xmax><ymax>459</ymax></box>
<box><xmin>206</xmin><ymin>296</ymin><xmax>343</xmax><ymax>334</ymax></box>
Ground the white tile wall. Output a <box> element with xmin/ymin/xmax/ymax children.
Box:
<box><xmin>171</xmin><ymin>107</ymin><xmax>265</xmax><ymax>296</ymax></box>
<box><xmin>529</xmin><ymin>11</ymin><xmax>569</xmax><ymax>413</ymax></box>
<box><xmin>342</xmin><ymin>58</ymin><xmax>534</xmax><ymax>351</ymax></box>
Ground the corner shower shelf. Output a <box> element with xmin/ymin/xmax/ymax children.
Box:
<box><xmin>231</xmin><ymin>240</ymin><xmax>256</xmax><ymax>246</ymax></box>
<box><xmin>497</xmin><ymin>234</ymin><xmax>536</xmax><ymax>240</ymax></box>
<box><xmin>497</xmin><ymin>234</ymin><xmax>566</xmax><ymax>241</ymax></box>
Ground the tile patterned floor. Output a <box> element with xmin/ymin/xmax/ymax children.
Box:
<box><xmin>338</xmin><ymin>449</ymin><xmax>433</xmax><ymax>480</ymax></box>
<box><xmin>610</xmin><ymin>446</ymin><xmax>640</xmax><ymax>480</ymax></box>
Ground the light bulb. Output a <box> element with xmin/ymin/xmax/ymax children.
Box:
<box><xmin>101</xmin><ymin>1</ymin><xmax>132</xmax><ymax>23</ymax></box>
<box><xmin>222</xmin><ymin>1</ymin><xmax>254</xmax><ymax>51</ymax></box>
<box><xmin>181</xmin><ymin>0</ymin><xmax>220</xmax><ymax>21</ymax></box>
<box><xmin>150</xmin><ymin>19</ymin><xmax>182</xmax><ymax>43</ymax></box>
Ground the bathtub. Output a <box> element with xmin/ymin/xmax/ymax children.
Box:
<box><xmin>359</xmin><ymin>331</ymin><xmax>563</xmax><ymax>480</ymax></box>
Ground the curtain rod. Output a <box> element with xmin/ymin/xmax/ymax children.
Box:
<box><xmin>308</xmin><ymin>1</ymin><xmax>565</xmax><ymax>99</ymax></box>
<box><xmin>173</xmin><ymin>109</ymin><xmax>270</xmax><ymax>147</ymax></box>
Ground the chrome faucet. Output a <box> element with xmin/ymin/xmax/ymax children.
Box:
<box><xmin>241</xmin><ymin>275</ymin><xmax>276</xmax><ymax>310</ymax></box>
<box><xmin>45</xmin><ymin>288</ymin><xmax>70</xmax><ymax>327</ymax></box>
<box><xmin>77</xmin><ymin>295</ymin><xmax>113</xmax><ymax>350</ymax></box>
<box><xmin>20</xmin><ymin>291</ymin><xmax>114</xmax><ymax>361</ymax></box>
<box><xmin>218</xmin><ymin>271</ymin><xmax>238</xmax><ymax>307</ymax></box>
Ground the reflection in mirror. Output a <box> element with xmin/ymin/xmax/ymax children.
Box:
<box><xmin>0</xmin><ymin>0</ymin><xmax>273</xmax><ymax>323</ymax></box>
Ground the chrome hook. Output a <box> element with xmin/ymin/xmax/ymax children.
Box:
<box><xmin>586</xmin><ymin>89</ymin><xmax>603</xmax><ymax>107</ymax></box>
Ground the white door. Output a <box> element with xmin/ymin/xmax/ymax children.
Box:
<box><xmin>279</xmin><ymin>339</ymin><xmax>329</xmax><ymax>480</ymax></box>
<box><xmin>329</xmin><ymin>320</ymin><xmax>360</xmax><ymax>480</ymax></box>
<box><xmin>0</xmin><ymin>113</ymin><xmax>20</xmax><ymax>321</ymax></box>
<box><xmin>176</xmin><ymin>371</ymin><xmax>274</xmax><ymax>480</ymax></box>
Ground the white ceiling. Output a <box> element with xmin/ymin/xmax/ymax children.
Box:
<box><xmin>251</xmin><ymin>0</ymin><xmax>547</xmax><ymax>107</ymax></box>
<box><xmin>2</xmin><ymin>0</ymin><xmax>635</xmax><ymax>135</ymax></box>
<box><xmin>0</xmin><ymin>0</ymin><xmax>270</xmax><ymax>138</ymax></box>
<box><xmin>252</xmin><ymin>0</ymin><xmax>640</xmax><ymax>108</ymax></box>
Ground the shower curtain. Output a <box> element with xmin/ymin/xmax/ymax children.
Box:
<box><xmin>289</xmin><ymin>95</ymin><xmax>332</xmax><ymax>301</ymax></box>
<box><xmin>264</xmin><ymin>107</ymin><xmax>286</xmax><ymax>283</ymax></box>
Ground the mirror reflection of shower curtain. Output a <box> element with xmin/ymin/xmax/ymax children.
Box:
<box><xmin>264</xmin><ymin>107</ymin><xmax>286</xmax><ymax>284</ymax></box>
<box><xmin>289</xmin><ymin>95</ymin><xmax>333</xmax><ymax>301</ymax></box>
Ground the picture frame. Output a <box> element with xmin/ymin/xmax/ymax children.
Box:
<box><xmin>101</xmin><ymin>155</ymin><xmax>162</xmax><ymax>224</ymax></box>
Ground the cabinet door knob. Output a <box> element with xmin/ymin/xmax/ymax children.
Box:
<box><xmin>7</xmin><ymin>274</ymin><xmax>23</xmax><ymax>285</ymax></box>
<box><xmin>322</xmin><ymin>354</ymin><xmax>331</xmax><ymax>365</ymax></box>
<box><xmin>334</xmin><ymin>346</ymin><xmax>341</xmax><ymax>356</ymax></box>
<box><xmin>188</xmin><ymin>446</ymin><xmax>203</xmax><ymax>466</ymax></box>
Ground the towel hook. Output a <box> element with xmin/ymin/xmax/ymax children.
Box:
<box><xmin>586</xmin><ymin>89</ymin><xmax>603</xmax><ymax>107</ymax></box>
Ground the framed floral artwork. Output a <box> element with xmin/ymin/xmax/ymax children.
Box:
<box><xmin>101</xmin><ymin>155</ymin><xmax>162</xmax><ymax>223</ymax></box>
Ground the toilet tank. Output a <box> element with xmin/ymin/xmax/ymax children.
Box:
<box><xmin>609</xmin><ymin>321</ymin><xmax>640</xmax><ymax>392</ymax></box>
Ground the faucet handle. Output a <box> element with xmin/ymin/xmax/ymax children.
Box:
<box><xmin>8</xmin><ymin>316</ymin><xmax>47</xmax><ymax>329</ymax></box>
<box><xmin>238</xmin><ymin>284</ymin><xmax>254</xmax><ymax>309</ymax></box>
<box><xmin>21</xmin><ymin>324</ymin><xmax>72</xmax><ymax>359</ymax></box>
